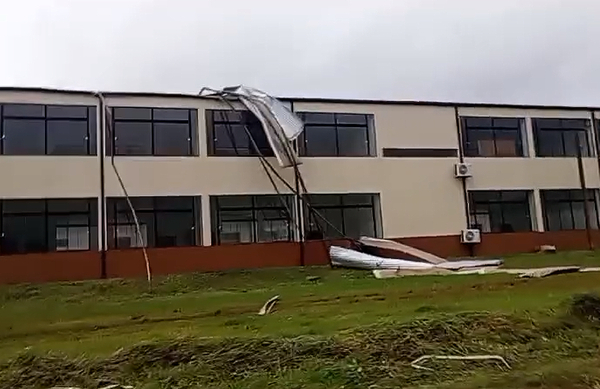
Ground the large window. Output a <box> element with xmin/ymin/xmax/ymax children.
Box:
<box><xmin>210</xmin><ymin>195</ymin><xmax>294</xmax><ymax>244</ymax></box>
<box><xmin>533</xmin><ymin>118</ymin><xmax>591</xmax><ymax>157</ymax></box>
<box><xmin>206</xmin><ymin>110</ymin><xmax>272</xmax><ymax>156</ymax></box>
<box><xmin>108</xmin><ymin>107</ymin><xmax>198</xmax><ymax>156</ymax></box>
<box><xmin>468</xmin><ymin>191</ymin><xmax>532</xmax><ymax>233</ymax></box>
<box><xmin>107</xmin><ymin>196</ymin><xmax>199</xmax><ymax>248</ymax></box>
<box><xmin>0</xmin><ymin>104</ymin><xmax>97</xmax><ymax>155</ymax></box>
<box><xmin>304</xmin><ymin>194</ymin><xmax>380</xmax><ymax>239</ymax></box>
<box><xmin>541</xmin><ymin>189</ymin><xmax>599</xmax><ymax>231</ymax></box>
<box><xmin>0</xmin><ymin>198</ymin><xmax>98</xmax><ymax>254</ymax></box>
<box><xmin>297</xmin><ymin>112</ymin><xmax>376</xmax><ymax>157</ymax></box>
<box><xmin>461</xmin><ymin>117</ymin><xmax>525</xmax><ymax>157</ymax></box>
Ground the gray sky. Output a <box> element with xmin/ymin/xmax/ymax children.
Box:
<box><xmin>1</xmin><ymin>0</ymin><xmax>599</xmax><ymax>105</ymax></box>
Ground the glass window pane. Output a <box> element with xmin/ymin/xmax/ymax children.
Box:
<box><xmin>220</xmin><ymin>209</ymin><xmax>253</xmax><ymax>222</ymax></box>
<box><xmin>572</xmin><ymin>202</ymin><xmax>586</xmax><ymax>229</ymax></box>
<box><xmin>558</xmin><ymin>202</ymin><xmax>574</xmax><ymax>230</ymax></box>
<box><xmin>537</xmin><ymin>130</ymin><xmax>563</xmax><ymax>157</ymax></box>
<box><xmin>502</xmin><ymin>203</ymin><xmax>531</xmax><ymax>232</ymax></box>
<box><xmin>155</xmin><ymin>196</ymin><xmax>193</xmax><ymax>211</ymax></box>
<box><xmin>257</xmin><ymin>216</ymin><xmax>290</xmax><ymax>242</ymax></box>
<box><xmin>303</xmin><ymin>126</ymin><xmax>337</xmax><ymax>156</ymax></box>
<box><xmin>220</xmin><ymin>221</ymin><xmax>253</xmax><ymax>243</ymax></box>
<box><xmin>545</xmin><ymin>203</ymin><xmax>562</xmax><ymax>231</ymax></box>
<box><xmin>302</xmin><ymin>113</ymin><xmax>335</xmax><ymax>124</ymax></box>
<box><xmin>255</xmin><ymin>195</ymin><xmax>291</xmax><ymax>209</ymax></box>
<box><xmin>2</xmin><ymin>199</ymin><xmax>46</xmax><ymax>214</ymax></box>
<box><xmin>1</xmin><ymin>215</ymin><xmax>46</xmax><ymax>254</ymax></box>
<box><xmin>153</xmin><ymin>108</ymin><xmax>190</xmax><ymax>121</ymax></box>
<box><xmin>113</xmin><ymin>122</ymin><xmax>152</xmax><ymax>155</ymax></box>
<box><xmin>156</xmin><ymin>211</ymin><xmax>194</xmax><ymax>247</ymax></box>
<box><xmin>343</xmin><ymin>207</ymin><xmax>375</xmax><ymax>238</ymax></box>
<box><xmin>46</xmin><ymin>105</ymin><xmax>88</xmax><ymax>119</ymax></box>
<box><xmin>343</xmin><ymin>194</ymin><xmax>374</xmax><ymax>206</ymax></box>
<box><xmin>217</xmin><ymin>196</ymin><xmax>253</xmax><ymax>209</ymax></box>
<box><xmin>307</xmin><ymin>208</ymin><xmax>343</xmax><ymax>239</ymax></box>
<box><xmin>493</xmin><ymin>118</ymin><xmax>519</xmax><ymax>128</ymax></box>
<box><xmin>154</xmin><ymin>122</ymin><xmax>191</xmax><ymax>156</ymax></box>
<box><xmin>113</xmin><ymin>107</ymin><xmax>152</xmax><ymax>120</ymax></box>
<box><xmin>494</xmin><ymin>130</ymin><xmax>521</xmax><ymax>157</ymax></box>
<box><xmin>3</xmin><ymin>104</ymin><xmax>44</xmax><ymax>118</ymax></box>
<box><xmin>468</xmin><ymin>129</ymin><xmax>495</xmax><ymax>157</ymax></box>
<box><xmin>337</xmin><ymin>126</ymin><xmax>368</xmax><ymax>156</ymax></box>
<box><xmin>307</xmin><ymin>194</ymin><xmax>343</xmax><ymax>207</ymax></box>
<box><xmin>47</xmin><ymin>120</ymin><xmax>89</xmax><ymax>155</ymax></box>
<box><xmin>336</xmin><ymin>114</ymin><xmax>367</xmax><ymax>125</ymax></box>
<box><xmin>465</xmin><ymin>117</ymin><xmax>492</xmax><ymax>128</ymax></box>
<box><xmin>47</xmin><ymin>199</ymin><xmax>90</xmax><ymax>213</ymax></box>
<box><xmin>213</xmin><ymin>124</ymin><xmax>250</xmax><ymax>155</ymax></box>
<box><xmin>3</xmin><ymin>119</ymin><xmax>45</xmax><ymax>155</ymax></box>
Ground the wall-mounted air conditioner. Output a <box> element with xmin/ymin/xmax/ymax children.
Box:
<box><xmin>460</xmin><ymin>229</ymin><xmax>481</xmax><ymax>244</ymax></box>
<box><xmin>454</xmin><ymin>163</ymin><xmax>472</xmax><ymax>178</ymax></box>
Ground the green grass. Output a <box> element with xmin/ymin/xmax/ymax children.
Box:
<box><xmin>1</xmin><ymin>250</ymin><xmax>600</xmax><ymax>388</ymax></box>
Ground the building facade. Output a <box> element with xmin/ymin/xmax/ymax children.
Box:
<box><xmin>0</xmin><ymin>87</ymin><xmax>599</xmax><ymax>283</ymax></box>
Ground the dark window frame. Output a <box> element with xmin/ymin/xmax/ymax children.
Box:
<box><xmin>210</xmin><ymin>195</ymin><xmax>294</xmax><ymax>244</ymax></box>
<box><xmin>108</xmin><ymin>107</ymin><xmax>198</xmax><ymax>156</ymax></box>
<box><xmin>0</xmin><ymin>103</ymin><xmax>97</xmax><ymax>156</ymax></box>
<box><xmin>297</xmin><ymin>112</ymin><xmax>376</xmax><ymax>157</ymax></box>
<box><xmin>468</xmin><ymin>190</ymin><xmax>533</xmax><ymax>233</ymax></box>
<box><xmin>540</xmin><ymin>189</ymin><xmax>599</xmax><ymax>231</ymax></box>
<box><xmin>461</xmin><ymin>117</ymin><xmax>525</xmax><ymax>157</ymax></box>
<box><xmin>304</xmin><ymin>193</ymin><xmax>379</xmax><ymax>239</ymax></box>
<box><xmin>533</xmin><ymin>118</ymin><xmax>592</xmax><ymax>157</ymax></box>
<box><xmin>106</xmin><ymin>196</ymin><xmax>199</xmax><ymax>249</ymax></box>
<box><xmin>205</xmin><ymin>109</ymin><xmax>274</xmax><ymax>157</ymax></box>
<box><xmin>0</xmin><ymin>198</ymin><xmax>98</xmax><ymax>254</ymax></box>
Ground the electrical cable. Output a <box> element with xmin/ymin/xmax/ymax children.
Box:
<box><xmin>96</xmin><ymin>93</ymin><xmax>152</xmax><ymax>289</ymax></box>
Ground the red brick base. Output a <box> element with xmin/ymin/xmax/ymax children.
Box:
<box><xmin>0</xmin><ymin>230</ymin><xmax>597</xmax><ymax>284</ymax></box>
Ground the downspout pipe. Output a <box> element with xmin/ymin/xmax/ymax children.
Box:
<box><xmin>94</xmin><ymin>92</ymin><xmax>107</xmax><ymax>278</ymax></box>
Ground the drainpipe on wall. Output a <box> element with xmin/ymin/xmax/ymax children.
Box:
<box><xmin>576</xmin><ymin>131</ymin><xmax>594</xmax><ymax>250</ymax></box>
<box><xmin>454</xmin><ymin>107</ymin><xmax>475</xmax><ymax>257</ymax></box>
<box><xmin>95</xmin><ymin>92</ymin><xmax>107</xmax><ymax>278</ymax></box>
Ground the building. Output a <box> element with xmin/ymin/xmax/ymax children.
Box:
<box><xmin>0</xmin><ymin>87</ymin><xmax>599</xmax><ymax>284</ymax></box>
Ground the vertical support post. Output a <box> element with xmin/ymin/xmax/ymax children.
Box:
<box><xmin>577</xmin><ymin>132</ymin><xmax>594</xmax><ymax>250</ymax></box>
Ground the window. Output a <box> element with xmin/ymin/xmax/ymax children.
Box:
<box><xmin>0</xmin><ymin>198</ymin><xmax>98</xmax><ymax>254</ymax></box>
<box><xmin>462</xmin><ymin>117</ymin><xmax>525</xmax><ymax>157</ymax></box>
<box><xmin>0</xmin><ymin>104</ymin><xmax>97</xmax><ymax>155</ymax></box>
<box><xmin>107</xmin><ymin>196</ymin><xmax>199</xmax><ymax>248</ymax></box>
<box><xmin>297</xmin><ymin>113</ymin><xmax>375</xmax><ymax>157</ymax></box>
<box><xmin>304</xmin><ymin>194</ymin><xmax>379</xmax><ymax>239</ymax></box>
<box><xmin>108</xmin><ymin>107</ymin><xmax>198</xmax><ymax>156</ymax></box>
<box><xmin>468</xmin><ymin>191</ymin><xmax>532</xmax><ymax>233</ymax></box>
<box><xmin>541</xmin><ymin>189</ymin><xmax>599</xmax><ymax>231</ymax></box>
<box><xmin>533</xmin><ymin>118</ymin><xmax>591</xmax><ymax>157</ymax></box>
<box><xmin>210</xmin><ymin>195</ymin><xmax>293</xmax><ymax>244</ymax></box>
<box><xmin>206</xmin><ymin>110</ymin><xmax>272</xmax><ymax>156</ymax></box>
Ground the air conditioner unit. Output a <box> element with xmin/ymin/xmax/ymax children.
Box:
<box><xmin>460</xmin><ymin>229</ymin><xmax>481</xmax><ymax>244</ymax></box>
<box><xmin>454</xmin><ymin>163</ymin><xmax>472</xmax><ymax>178</ymax></box>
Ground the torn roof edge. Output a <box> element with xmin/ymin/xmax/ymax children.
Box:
<box><xmin>1</xmin><ymin>86</ymin><xmax>600</xmax><ymax>112</ymax></box>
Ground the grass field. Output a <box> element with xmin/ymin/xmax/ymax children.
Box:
<box><xmin>1</xmin><ymin>250</ymin><xmax>600</xmax><ymax>388</ymax></box>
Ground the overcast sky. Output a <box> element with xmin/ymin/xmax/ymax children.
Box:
<box><xmin>0</xmin><ymin>0</ymin><xmax>598</xmax><ymax>105</ymax></box>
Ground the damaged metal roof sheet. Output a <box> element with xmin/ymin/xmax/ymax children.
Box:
<box><xmin>203</xmin><ymin>85</ymin><xmax>304</xmax><ymax>168</ymax></box>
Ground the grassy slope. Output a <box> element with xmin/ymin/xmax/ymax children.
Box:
<box><xmin>1</xmin><ymin>250</ymin><xmax>600</xmax><ymax>388</ymax></box>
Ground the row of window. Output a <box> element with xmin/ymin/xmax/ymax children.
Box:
<box><xmin>0</xmin><ymin>104</ymin><xmax>375</xmax><ymax>158</ymax></box>
<box><xmin>462</xmin><ymin>117</ymin><xmax>594</xmax><ymax>158</ymax></box>
<box><xmin>469</xmin><ymin>189</ymin><xmax>599</xmax><ymax>232</ymax></box>
<box><xmin>0</xmin><ymin>194</ymin><xmax>380</xmax><ymax>255</ymax></box>
<box><xmin>2</xmin><ymin>189</ymin><xmax>598</xmax><ymax>255</ymax></box>
<box><xmin>1</xmin><ymin>103</ymin><xmax>597</xmax><ymax>159</ymax></box>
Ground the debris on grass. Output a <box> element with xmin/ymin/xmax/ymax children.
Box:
<box><xmin>410</xmin><ymin>354</ymin><xmax>511</xmax><ymax>371</ymax></box>
<box><xmin>258</xmin><ymin>295</ymin><xmax>280</xmax><ymax>315</ymax></box>
<box><xmin>0</xmin><ymin>307</ymin><xmax>597</xmax><ymax>389</ymax></box>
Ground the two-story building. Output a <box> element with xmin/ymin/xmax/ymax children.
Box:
<box><xmin>0</xmin><ymin>87</ymin><xmax>598</xmax><ymax>283</ymax></box>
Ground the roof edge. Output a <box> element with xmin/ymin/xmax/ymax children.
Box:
<box><xmin>0</xmin><ymin>86</ymin><xmax>599</xmax><ymax>112</ymax></box>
